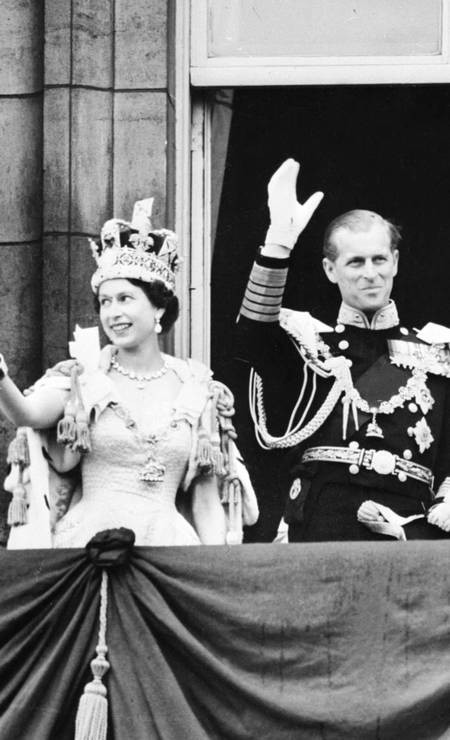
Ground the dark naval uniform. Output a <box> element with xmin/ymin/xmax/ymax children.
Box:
<box><xmin>236</xmin><ymin>252</ymin><xmax>450</xmax><ymax>541</ymax></box>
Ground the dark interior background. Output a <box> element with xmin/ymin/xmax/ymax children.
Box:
<box><xmin>211</xmin><ymin>85</ymin><xmax>450</xmax><ymax>541</ymax></box>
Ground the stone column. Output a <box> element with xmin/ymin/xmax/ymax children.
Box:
<box><xmin>43</xmin><ymin>0</ymin><xmax>170</xmax><ymax>367</ymax></box>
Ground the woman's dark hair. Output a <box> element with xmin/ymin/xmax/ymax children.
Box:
<box><xmin>94</xmin><ymin>278</ymin><xmax>179</xmax><ymax>334</ymax></box>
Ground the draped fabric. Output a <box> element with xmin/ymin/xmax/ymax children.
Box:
<box><xmin>1</xmin><ymin>541</ymin><xmax>450</xmax><ymax>739</ymax></box>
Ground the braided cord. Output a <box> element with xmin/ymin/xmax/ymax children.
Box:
<box><xmin>249</xmin><ymin>368</ymin><xmax>345</xmax><ymax>449</ymax></box>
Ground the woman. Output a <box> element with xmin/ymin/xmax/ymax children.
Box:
<box><xmin>4</xmin><ymin>200</ymin><xmax>257</xmax><ymax>548</ymax></box>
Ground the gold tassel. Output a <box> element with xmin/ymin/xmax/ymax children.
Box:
<box><xmin>7</xmin><ymin>476</ymin><xmax>28</xmax><ymax>526</ymax></box>
<box><xmin>75</xmin><ymin>571</ymin><xmax>109</xmax><ymax>740</ymax></box>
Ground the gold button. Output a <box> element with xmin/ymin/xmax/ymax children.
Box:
<box><xmin>408</xmin><ymin>403</ymin><xmax>418</xmax><ymax>413</ymax></box>
<box><xmin>349</xmin><ymin>441</ymin><xmax>359</xmax><ymax>450</ymax></box>
<box><xmin>349</xmin><ymin>464</ymin><xmax>359</xmax><ymax>475</ymax></box>
<box><xmin>400</xmin><ymin>327</ymin><xmax>409</xmax><ymax>336</ymax></box>
<box><xmin>403</xmin><ymin>449</ymin><xmax>412</xmax><ymax>460</ymax></box>
<box><xmin>338</xmin><ymin>340</ymin><xmax>349</xmax><ymax>350</ymax></box>
<box><xmin>335</xmin><ymin>324</ymin><xmax>345</xmax><ymax>334</ymax></box>
<box><xmin>398</xmin><ymin>472</ymin><xmax>407</xmax><ymax>483</ymax></box>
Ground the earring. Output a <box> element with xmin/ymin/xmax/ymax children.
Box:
<box><xmin>155</xmin><ymin>316</ymin><xmax>162</xmax><ymax>334</ymax></box>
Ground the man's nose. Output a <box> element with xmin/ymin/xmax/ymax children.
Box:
<box><xmin>362</xmin><ymin>260</ymin><xmax>377</xmax><ymax>279</ymax></box>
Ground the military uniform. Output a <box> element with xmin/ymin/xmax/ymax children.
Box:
<box><xmin>236</xmin><ymin>251</ymin><xmax>450</xmax><ymax>541</ymax></box>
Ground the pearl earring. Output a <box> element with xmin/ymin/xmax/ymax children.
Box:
<box><xmin>155</xmin><ymin>316</ymin><xmax>162</xmax><ymax>334</ymax></box>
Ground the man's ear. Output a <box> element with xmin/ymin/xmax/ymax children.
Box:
<box><xmin>322</xmin><ymin>257</ymin><xmax>338</xmax><ymax>284</ymax></box>
<box><xmin>392</xmin><ymin>249</ymin><xmax>399</xmax><ymax>277</ymax></box>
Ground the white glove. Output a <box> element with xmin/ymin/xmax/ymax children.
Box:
<box><xmin>265</xmin><ymin>159</ymin><xmax>323</xmax><ymax>250</ymax></box>
<box><xmin>427</xmin><ymin>501</ymin><xmax>450</xmax><ymax>532</ymax></box>
<box><xmin>357</xmin><ymin>499</ymin><xmax>424</xmax><ymax>541</ymax></box>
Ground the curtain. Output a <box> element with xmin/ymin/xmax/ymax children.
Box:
<box><xmin>1</xmin><ymin>539</ymin><xmax>450</xmax><ymax>739</ymax></box>
<box><xmin>211</xmin><ymin>88</ymin><xmax>234</xmax><ymax>249</ymax></box>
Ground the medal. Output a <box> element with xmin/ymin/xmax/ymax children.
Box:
<box><xmin>365</xmin><ymin>410</ymin><xmax>384</xmax><ymax>439</ymax></box>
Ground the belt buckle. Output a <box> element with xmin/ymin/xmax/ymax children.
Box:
<box><xmin>370</xmin><ymin>450</ymin><xmax>396</xmax><ymax>476</ymax></box>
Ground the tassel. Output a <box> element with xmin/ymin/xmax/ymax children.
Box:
<box><xmin>71</xmin><ymin>365</ymin><xmax>91</xmax><ymax>453</ymax></box>
<box><xmin>75</xmin><ymin>571</ymin><xmax>109</xmax><ymax>740</ymax></box>
<box><xmin>57</xmin><ymin>398</ymin><xmax>77</xmax><ymax>445</ymax></box>
<box><xmin>212</xmin><ymin>447</ymin><xmax>225</xmax><ymax>477</ymax></box>
<box><xmin>7</xmin><ymin>428</ymin><xmax>30</xmax><ymax>466</ymax></box>
<box><xmin>225</xmin><ymin>477</ymin><xmax>243</xmax><ymax>545</ymax></box>
<box><xmin>73</xmin><ymin>407</ymin><xmax>91</xmax><ymax>453</ymax></box>
<box><xmin>7</xmin><ymin>475</ymin><xmax>28</xmax><ymax>526</ymax></box>
<box><xmin>196</xmin><ymin>428</ymin><xmax>214</xmax><ymax>473</ymax></box>
<box><xmin>13</xmin><ymin>428</ymin><xmax>30</xmax><ymax>465</ymax></box>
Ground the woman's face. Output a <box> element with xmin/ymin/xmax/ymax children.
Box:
<box><xmin>98</xmin><ymin>279</ymin><xmax>161</xmax><ymax>350</ymax></box>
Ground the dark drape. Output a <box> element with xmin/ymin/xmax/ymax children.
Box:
<box><xmin>1</xmin><ymin>541</ymin><xmax>450</xmax><ymax>739</ymax></box>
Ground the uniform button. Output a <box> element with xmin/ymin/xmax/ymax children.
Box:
<box><xmin>289</xmin><ymin>478</ymin><xmax>302</xmax><ymax>500</ymax></box>
<box><xmin>349</xmin><ymin>464</ymin><xmax>359</xmax><ymax>475</ymax></box>
<box><xmin>349</xmin><ymin>441</ymin><xmax>359</xmax><ymax>450</ymax></box>
<box><xmin>400</xmin><ymin>327</ymin><xmax>409</xmax><ymax>336</ymax></box>
<box><xmin>335</xmin><ymin>324</ymin><xmax>345</xmax><ymax>333</ymax></box>
<box><xmin>338</xmin><ymin>340</ymin><xmax>349</xmax><ymax>350</ymax></box>
<box><xmin>398</xmin><ymin>472</ymin><xmax>407</xmax><ymax>483</ymax></box>
<box><xmin>408</xmin><ymin>403</ymin><xmax>418</xmax><ymax>413</ymax></box>
<box><xmin>403</xmin><ymin>449</ymin><xmax>412</xmax><ymax>460</ymax></box>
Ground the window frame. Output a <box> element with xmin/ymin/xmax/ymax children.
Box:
<box><xmin>191</xmin><ymin>0</ymin><xmax>450</xmax><ymax>87</ymax></box>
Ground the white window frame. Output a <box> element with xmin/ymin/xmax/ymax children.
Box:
<box><xmin>191</xmin><ymin>0</ymin><xmax>450</xmax><ymax>86</ymax></box>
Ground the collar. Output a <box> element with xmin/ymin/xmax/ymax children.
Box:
<box><xmin>337</xmin><ymin>300</ymin><xmax>399</xmax><ymax>330</ymax></box>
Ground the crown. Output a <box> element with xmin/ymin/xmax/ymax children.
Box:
<box><xmin>89</xmin><ymin>198</ymin><xmax>179</xmax><ymax>293</ymax></box>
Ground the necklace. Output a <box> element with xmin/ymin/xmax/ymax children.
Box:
<box><xmin>111</xmin><ymin>355</ymin><xmax>169</xmax><ymax>389</ymax></box>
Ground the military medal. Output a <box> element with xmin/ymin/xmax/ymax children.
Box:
<box><xmin>407</xmin><ymin>417</ymin><xmax>434</xmax><ymax>453</ymax></box>
<box><xmin>365</xmin><ymin>410</ymin><xmax>384</xmax><ymax>439</ymax></box>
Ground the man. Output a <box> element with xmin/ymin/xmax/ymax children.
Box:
<box><xmin>236</xmin><ymin>159</ymin><xmax>450</xmax><ymax>541</ymax></box>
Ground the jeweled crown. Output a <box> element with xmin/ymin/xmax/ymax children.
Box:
<box><xmin>90</xmin><ymin>198</ymin><xmax>179</xmax><ymax>293</ymax></box>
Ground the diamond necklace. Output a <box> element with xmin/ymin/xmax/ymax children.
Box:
<box><xmin>111</xmin><ymin>355</ymin><xmax>169</xmax><ymax>388</ymax></box>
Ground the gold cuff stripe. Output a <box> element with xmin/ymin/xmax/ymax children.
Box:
<box><xmin>239</xmin><ymin>304</ymin><xmax>280</xmax><ymax>322</ymax></box>
<box><xmin>250</xmin><ymin>263</ymin><xmax>288</xmax><ymax>286</ymax></box>
<box><xmin>248</xmin><ymin>282</ymin><xmax>284</xmax><ymax>297</ymax></box>
<box><xmin>243</xmin><ymin>291</ymin><xmax>282</xmax><ymax>307</ymax></box>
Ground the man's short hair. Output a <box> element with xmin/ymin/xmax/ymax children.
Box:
<box><xmin>323</xmin><ymin>209</ymin><xmax>402</xmax><ymax>261</ymax></box>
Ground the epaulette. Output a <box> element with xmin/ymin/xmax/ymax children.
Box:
<box><xmin>279</xmin><ymin>308</ymin><xmax>333</xmax><ymax>359</ymax></box>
